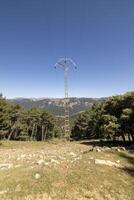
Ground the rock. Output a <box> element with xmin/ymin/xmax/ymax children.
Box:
<box><xmin>0</xmin><ymin>163</ymin><xmax>13</xmax><ymax>170</ymax></box>
<box><xmin>96</xmin><ymin>148</ymin><xmax>101</xmax><ymax>152</ymax></box>
<box><xmin>20</xmin><ymin>154</ymin><xmax>26</xmax><ymax>158</ymax></box>
<box><xmin>111</xmin><ymin>147</ymin><xmax>126</xmax><ymax>151</ymax></box>
<box><xmin>73</xmin><ymin>156</ymin><xmax>82</xmax><ymax>162</ymax></box>
<box><xmin>69</xmin><ymin>152</ymin><xmax>77</xmax><ymax>157</ymax></box>
<box><xmin>36</xmin><ymin>159</ymin><xmax>45</xmax><ymax>166</ymax></box>
<box><xmin>120</xmin><ymin>147</ymin><xmax>126</xmax><ymax>151</ymax></box>
<box><xmin>94</xmin><ymin>159</ymin><xmax>121</xmax><ymax>168</ymax></box>
<box><xmin>116</xmin><ymin>160</ymin><xmax>120</xmax><ymax>164</ymax></box>
<box><xmin>44</xmin><ymin>162</ymin><xmax>50</xmax><ymax>166</ymax></box>
<box><xmin>14</xmin><ymin>165</ymin><xmax>21</xmax><ymax>168</ymax></box>
<box><xmin>117</xmin><ymin>148</ymin><xmax>121</xmax><ymax>152</ymax></box>
<box><xmin>35</xmin><ymin>173</ymin><xmax>41</xmax><ymax>179</ymax></box>
<box><xmin>0</xmin><ymin>190</ymin><xmax>8</xmax><ymax>195</ymax></box>
<box><xmin>103</xmin><ymin>147</ymin><xmax>111</xmax><ymax>151</ymax></box>
<box><xmin>50</xmin><ymin>159</ymin><xmax>59</xmax><ymax>164</ymax></box>
<box><xmin>111</xmin><ymin>147</ymin><xmax>118</xmax><ymax>150</ymax></box>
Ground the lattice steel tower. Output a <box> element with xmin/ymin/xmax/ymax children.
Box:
<box><xmin>55</xmin><ymin>58</ymin><xmax>76</xmax><ymax>140</ymax></box>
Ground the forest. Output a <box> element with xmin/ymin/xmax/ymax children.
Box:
<box><xmin>0</xmin><ymin>92</ymin><xmax>134</xmax><ymax>144</ymax></box>
<box><xmin>72</xmin><ymin>91</ymin><xmax>134</xmax><ymax>143</ymax></box>
<box><xmin>0</xmin><ymin>94</ymin><xmax>62</xmax><ymax>141</ymax></box>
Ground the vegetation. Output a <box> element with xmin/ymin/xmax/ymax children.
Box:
<box><xmin>72</xmin><ymin>92</ymin><xmax>134</xmax><ymax>143</ymax></box>
<box><xmin>1</xmin><ymin>91</ymin><xmax>134</xmax><ymax>144</ymax></box>
<box><xmin>0</xmin><ymin>95</ymin><xmax>61</xmax><ymax>141</ymax></box>
<box><xmin>8</xmin><ymin>97</ymin><xmax>106</xmax><ymax>116</ymax></box>
<box><xmin>0</xmin><ymin>92</ymin><xmax>134</xmax><ymax>199</ymax></box>
<box><xmin>0</xmin><ymin>141</ymin><xmax>133</xmax><ymax>200</ymax></box>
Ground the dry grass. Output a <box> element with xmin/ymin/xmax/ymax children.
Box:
<box><xmin>0</xmin><ymin>140</ymin><xmax>134</xmax><ymax>200</ymax></box>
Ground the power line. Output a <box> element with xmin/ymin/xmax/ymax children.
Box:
<box><xmin>55</xmin><ymin>58</ymin><xmax>76</xmax><ymax>140</ymax></box>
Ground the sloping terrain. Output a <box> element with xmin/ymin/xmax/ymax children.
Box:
<box><xmin>0</xmin><ymin>141</ymin><xmax>133</xmax><ymax>200</ymax></box>
<box><xmin>8</xmin><ymin>97</ymin><xmax>106</xmax><ymax>116</ymax></box>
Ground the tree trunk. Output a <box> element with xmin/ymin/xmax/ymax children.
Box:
<box><xmin>42</xmin><ymin>126</ymin><xmax>45</xmax><ymax>141</ymax></box>
<box><xmin>130</xmin><ymin>133</ymin><xmax>134</xmax><ymax>142</ymax></box>
<box><xmin>35</xmin><ymin>124</ymin><xmax>37</xmax><ymax>140</ymax></box>
<box><xmin>113</xmin><ymin>135</ymin><xmax>116</xmax><ymax>142</ymax></box>
<box><xmin>44</xmin><ymin>127</ymin><xmax>47</xmax><ymax>141</ymax></box>
<box><xmin>8</xmin><ymin>128</ymin><xmax>15</xmax><ymax>140</ymax></box>
<box><xmin>14</xmin><ymin>129</ymin><xmax>18</xmax><ymax>139</ymax></box>
<box><xmin>121</xmin><ymin>133</ymin><xmax>126</xmax><ymax>143</ymax></box>
<box><xmin>128</xmin><ymin>133</ymin><xmax>131</xmax><ymax>142</ymax></box>
<box><xmin>31</xmin><ymin>124</ymin><xmax>35</xmax><ymax>140</ymax></box>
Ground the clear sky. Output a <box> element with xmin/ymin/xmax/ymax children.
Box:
<box><xmin>0</xmin><ymin>0</ymin><xmax>134</xmax><ymax>98</ymax></box>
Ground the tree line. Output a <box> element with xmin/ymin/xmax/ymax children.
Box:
<box><xmin>0</xmin><ymin>94</ymin><xmax>62</xmax><ymax>141</ymax></box>
<box><xmin>72</xmin><ymin>92</ymin><xmax>134</xmax><ymax>143</ymax></box>
<box><xmin>1</xmin><ymin>92</ymin><xmax>134</xmax><ymax>143</ymax></box>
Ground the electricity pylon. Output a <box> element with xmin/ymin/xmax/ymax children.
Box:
<box><xmin>55</xmin><ymin>58</ymin><xmax>76</xmax><ymax>140</ymax></box>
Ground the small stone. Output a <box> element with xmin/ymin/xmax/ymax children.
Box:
<box><xmin>0</xmin><ymin>190</ymin><xmax>8</xmax><ymax>195</ymax></box>
<box><xmin>20</xmin><ymin>154</ymin><xmax>26</xmax><ymax>158</ymax></box>
<box><xmin>103</xmin><ymin>147</ymin><xmax>111</xmax><ymax>151</ymax></box>
<box><xmin>15</xmin><ymin>184</ymin><xmax>21</xmax><ymax>192</ymax></box>
<box><xmin>116</xmin><ymin>160</ymin><xmax>120</xmax><ymax>164</ymax></box>
<box><xmin>36</xmin><ymin>159</ymin><xmax>45</xmax><ymax>166</ymax></box>
<box><xmin>70</xmin><ymin>152</ymin><xmax>77</xmax><ymax>157</ymax></box>
<box><xmin>14</xmin><ymin>165</ymin><xmax>21</xmax><ymax>168</ymax></box>
<box><xmin>44</xmin><ymin>162</ymin><xmax>50</xmax><ymax>166</ymax></box>
<box><xmin>111</xmin><ymin>147</ymin><xmax>118</xmax><ymax>150</ymax></box>
<box><xmin>35</xmin><ymin>173</ymin><xmax>41</xmax><ymax>179</ymax></box>
<box><xmin>51</xmin><ymin>159</ymin><xmax>59</xmax><ymax>164</ymax></box>
<box><xmin>96</xmin><ymin>148</ymin><xmax>101</xmax><ymax>152</ymax></box>
<box><xmin>73</xmin><ymin>157</ymin><xmax>81</xmax><ymax>162</ymax></box>
<box><xmin>0</xmin><ymin>163</ymin><xmax>13</xmax><ymax>170</ymax></box>
<box><xmin>94</xmin><ymin>159</ymin><xmax>121</xmax><ymax>168</ymax></box>
<box><xmin>117</xmin><ymin>148</ymin><xmax>121</xmax><ymax>152</ymax></box>
<box><xmin>120</xmin><ymin>147</ymin><xmax>126</xmax><ymax>151</ymax></box>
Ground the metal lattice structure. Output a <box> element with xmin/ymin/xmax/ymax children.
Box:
<box><xmin>55</xmin><ymin>58</ymin><xmax>76</xmax><ymax>140</ymax></box>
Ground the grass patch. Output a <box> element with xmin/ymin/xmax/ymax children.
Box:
<box><xmin>0</xmin><ymin>141</ymin><xmax>133</xmax><ymax>199</ymax></box>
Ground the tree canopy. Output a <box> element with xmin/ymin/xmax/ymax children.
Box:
<box><xmin>0</xmin><ymin>97</ymin><xmax>61</xmax><ymax>141</ymax></box>
<box><xmin>72</xmin><ymin>92</ymin><xmax>134</xmax><ymax>143</ymax></box>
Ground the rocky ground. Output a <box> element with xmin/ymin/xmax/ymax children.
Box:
<box><xmin>0</xmin><ymin>141</ymin><xmax>134</xmax><ymax>200</ymax></box>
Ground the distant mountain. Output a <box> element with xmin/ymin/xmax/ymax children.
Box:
<box><xmin>8</xmin><ymin>97</ymin><xmax>106</xmax><ymax>116</ymax></box>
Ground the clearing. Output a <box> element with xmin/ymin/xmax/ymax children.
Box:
<box><xmin>0</xmin><ymin>140</ymin><xmax>134</xmax><ymax>200</ymax></box>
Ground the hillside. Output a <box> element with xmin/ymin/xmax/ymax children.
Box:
<box><xmin>8</xmin><ymin>97</ymin><xmax>106</xmax><ymax>116</ymax></box>
<box><xmin>0</xmin><ymin>141</ymin><xmax>133</xmax><ymax>200</ymax></box>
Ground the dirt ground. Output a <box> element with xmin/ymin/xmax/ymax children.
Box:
<box><xmin>0</xmin><ymin>140</ymin><xmax>134</xmax><ymax>200</ymax></box>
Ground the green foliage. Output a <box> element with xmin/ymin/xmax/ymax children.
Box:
<box><xmin>72</xmin><ymin>92</ymin><xmax>134</xmax><ymax>143</ymax></box>
<box><xmin>8</xmin><ymin>97</ymin><xmax>107</xmax><ymax>116</ymax></box>
<box><xmin>0</xmin><ymin>98</ymin><xmax>60</xmax><ymax>141</ymax></box>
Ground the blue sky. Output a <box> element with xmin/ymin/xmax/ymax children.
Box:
<box><xmin>0</xmin><ymin>0</ymin><xmax>134</xmax><ymax>98</ymax></box>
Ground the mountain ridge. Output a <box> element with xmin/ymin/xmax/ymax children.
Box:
<box><xmin>8</xmin><ymin>97</ymin><xmax>107</xmax><ymax>116</ymax></box>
